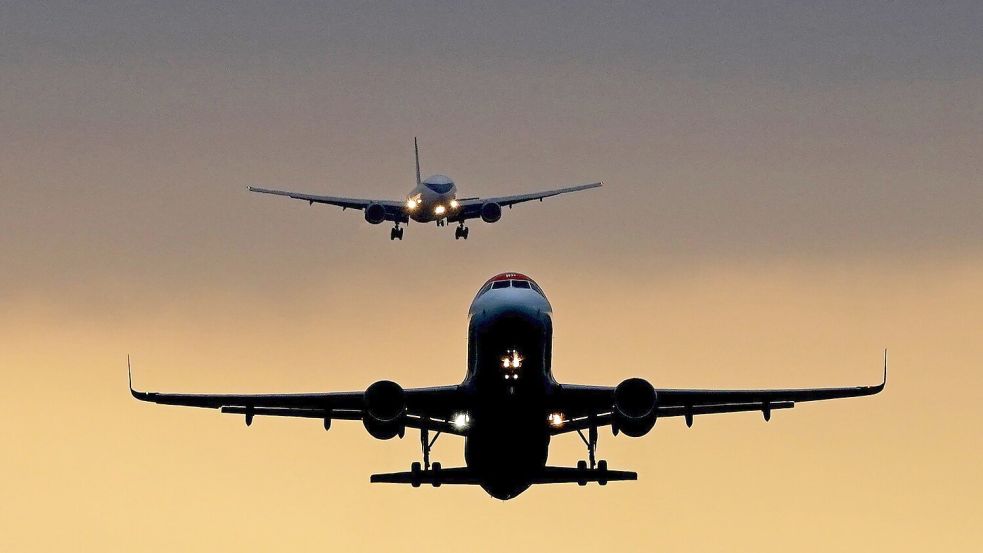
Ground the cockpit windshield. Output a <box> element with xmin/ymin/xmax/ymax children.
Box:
<box><xmin>474</xmin><ymin>278</ymin><xmax>547</xmax><ymax>301</ymax></box>
<box><xmin>425</xmin><ymin>181</ymin><xmax>454</xmax><ymax>194</ymax></box>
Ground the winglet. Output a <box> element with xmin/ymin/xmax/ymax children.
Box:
<box><xmin>414</xmin><ymin>137</ymin><xmax>421</xmax><ymax>185</ymax></box>
<box><xmin>882</xmin><ymin>348</ymin><xmax>888</xmax><ymax>388</ymax></box>
<box><xmin>128</xmin><ymin>355</ymin><xmax>150</xmax><ymax>401</ymax></box>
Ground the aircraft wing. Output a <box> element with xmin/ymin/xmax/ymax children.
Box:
<box><xmin>452</xmin><ymin>182</ymin><xmax>601</xmax><ymax>221</ymax></box>
<box><xmin>248</xmin><ymin>186</ymin><xmax>408</xmax><ymax>223</ymax></box>
<box><xmin>128</xmin><ymin>361</ymin><xmax>467</xmax><ymax>434</ymax></box>
<box><xmin>550</xmin><ymin>353</ymin><xmax>887</xmax><ymax>433</ymax></box>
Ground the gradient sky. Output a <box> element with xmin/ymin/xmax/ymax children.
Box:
<box><xmin>1</xmin><ymin>2</ymin><xmax>981</xmax><ymax>551</ymax></box>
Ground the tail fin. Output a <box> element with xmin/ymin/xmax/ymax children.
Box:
<box><xmin>414</xmin><ymin>137</ymin><xmax>421</xmax><ymax>184</ymax></box>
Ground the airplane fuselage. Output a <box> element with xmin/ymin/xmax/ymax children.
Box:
<box><xmin>405</xmin><ymin>174</ymin><xmax>460</xmax><ymax>223</ymax></box>
<box><xmin>462</xmin><ymin>273</ymin><xmax>556</xmax><ymax>499</ymax></box>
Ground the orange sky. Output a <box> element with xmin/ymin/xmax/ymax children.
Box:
<box><xmin>2</xmin><ymin>2</ymin><xmax>981</xmax><ymax>551</ymax></box>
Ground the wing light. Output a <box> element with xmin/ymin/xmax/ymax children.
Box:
<box><xmin>452</xmin><ymin>412</ymin><xmax>470</xmax><ymax>430</ymax></box>
<box><xmin>547</xmin><ymin>413</ymin><xmax>564</xmax><ymax>428</ymax></box>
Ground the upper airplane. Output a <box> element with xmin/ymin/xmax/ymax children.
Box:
<box><xmin>248</xmin><ymin>139</ymin><xmax>602</xmax><ymax>240</ymax></box>
<box><xmin>129</xmin><ymin>272</ymin><xmax>886</xmax><ymax>500</ymax></box>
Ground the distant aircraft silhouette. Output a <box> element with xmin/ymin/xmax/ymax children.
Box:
<box><xmin>130</xmin><ymin>272</ymin><xmax>886</xmax><ymax>500</ymax></box>
<box><xmin>248</xmin><ymin>138</ymin><xmax>601</xmax><ymax>240</ymax></box>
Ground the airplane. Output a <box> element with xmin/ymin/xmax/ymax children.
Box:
<box><xmin>129</xmin><ymin>272</ymin><xmax>886</xmax><ymax>500</ymax></box>
<box><xmin>247</xmin><ymin>139</ymin><xmax>602</xmax><ymax>240</ymax></box>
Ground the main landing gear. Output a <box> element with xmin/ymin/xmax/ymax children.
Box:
<box><xmin>575</xmin><ymin>416</ymin><xmax>609</xmax><ymax>485</ymax></box>
<box><xmin>454</xmin><ymin>222</ymin><xmax>470</xmax><ymax>240</ymax></box>
<box><xmin>390</xmin><ymin>224</ymin><xmax>404</xmax><ymax>241</ymax></box>
<box><xmin>409</xmin><ymin>422</ymin><xmax>442</xmax><ymax>487</ymax></box>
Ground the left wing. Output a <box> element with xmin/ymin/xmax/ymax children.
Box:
<box><xmin>452</xmin><ymin>182</ymin><xmax>601</xmax><ymax>221</ymax></box>
<box><xmin>551</xmin><ymin>353</ymin><xmax>887</xmax><ymax>433</ymax></box>
<box><xmin>248</xmin><ymin>186</ymin><xmax>408</xmax><ymax>223</ymax></box>
<box><xmin>128</xmin><ymin>360</ymin><xmax>466</xmax><ymax>434</ymax></box>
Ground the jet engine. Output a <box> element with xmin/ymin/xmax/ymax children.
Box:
<box><xmin>364</xmin><ymin>203</ymin><xmax>387</xmax><ymax>225</ymax></box>
<box><xmin>362</xmin><ymin>380</ymin><xmax>405</xmax><ymax>439</ymax></box>
<box><xmin>480</xmin><ymin>202</ymin><xmax>502</xmax><ymax>223</ymax></box>
<box><xmin>612</xmin><ymin>377</ymin><xmax>658</xmax><ymax>437</ymax></box>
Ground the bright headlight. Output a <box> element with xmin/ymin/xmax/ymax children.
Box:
<box><xmin>434</xmin><ymin>205</ymin><xmax>446</xmax><ymax>215</ymax></box>
<box><xmin>452</xmin><ymin>412</ymin><xmax>470</xmax><ymax>429</ymax></box>
<box><xmin>406</xmin><ymin>199</ymin><xmax>417</xmax><ymax>209</ymax></box>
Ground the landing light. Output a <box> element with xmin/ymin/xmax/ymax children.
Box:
<box><xmin>548</xmin><ymin>413</ymin><xmax>564</xmax><ymax>428</ymax></box>
<box><xmin>452</xmin><ymin>412</ymin><xmax>470</xmax><ymax>430</ymax></box>
<box><xmin>434</xmin><ymin>205</ymin><xmax>446</xmax><ymax>215</ymax></box>
<box><xmin>450</xmin><ymin>199</ymin><xmax>459</xmax><ymax>208</ymax></box>
<box><xmin>501</xmin><ymin>350</ymin><xmax>523</xmax><ymax>369</ymax></box>
<box><xmin>406</xmin><ymin>199</ymin><xmax>418</xmax><ymax>210</ymax></box>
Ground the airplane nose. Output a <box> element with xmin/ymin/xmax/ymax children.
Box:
<box><xmin>472</xmin><ymin>303</ymin><xmax>549</xmax><ymax>340</ymax></box>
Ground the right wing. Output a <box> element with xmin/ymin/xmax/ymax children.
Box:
<box><xmin>452</xmin><ymin>182</ymin><xmax>602</xmax><ymax>221</ymax></box>
<box><xmin>128</xmin><ymin>360</ymin><xmax>467</xmax><ymax>434</ymax></box>
<box><xmin>550</xmin><ymin>352</ymin><xmax>887</xmax><ymax>433</ymax></box>
<box><xmin>248</xmin><ymin>186</ymin><xmax>408</xmax><ymax>223</ymax></box>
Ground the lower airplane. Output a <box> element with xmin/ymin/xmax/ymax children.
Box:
<box><xmin>130</xmin><ymin>272</ymin><xmax>886</xmax><ymax>500</ymax></box>
<box><xmin>247</xmin><ymin>138</ymin><xmax>601</xmax><ymax>240</ymax></box>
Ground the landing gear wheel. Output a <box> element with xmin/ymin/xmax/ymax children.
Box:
<box><xmin>390</xmin><ymin>228</ymin><xmax>397</xmax><ymax>240</ymax></box>
<box><xmin>463</xmin><ymin>227</ymin><xmax>469</xmax><ymax>239</ymax></box>
<box><xmin>597</xmin><ymin>460</ymin><xmax>608</xmax><ymax>486</ymax></box>
<box><xmin>431</xmin><ymin>462</ymin><xmax>442</xmax><ymax>487</ymax></box>
<box><xmin>397</xmin><ymin>228</ymin><xmax>404</xmax><ymax>240</ymax></box>
<box><xmin>410</xmin><ymin>462</ymin><xmax>422</xmax><ymax>488</ymax></box>
<box><xmin>577</xmin><ymin>460</ymin><xmax>588</xmax><ymax>486</ymax></box>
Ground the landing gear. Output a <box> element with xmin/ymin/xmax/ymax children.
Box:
<box><xmin>454</xmin><ymin>223</ymin><xmax>470</xmax><ymax>240</ymax></box>
<box><xmin>576</xmin><ymin>415</ymin><xmax>609</xmax><ymax>484</ymax></box>
<box><xmin>436</xmin><ymin>218</ymin><xmax>446</xmax><ymax>227</ymax></box>
<box><xmin>390</xmin><ymin>224</ymin><xmax>404</xmax><ymax>241</ymax></box>
<box><xmin>576</xmin><ymin>416</ymin><xmax>600</xmax><ymax>469</ymax></box>
<box><xmin>410</xmin><ymin>423</ymin><xmax>443</xmax><ymax>487</ymax></box>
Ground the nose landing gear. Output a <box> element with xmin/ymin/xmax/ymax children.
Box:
<box><xmin>390</xmin><ymin>224</ymin><xmax>404</xmax><ymax>241</ymax></box>
<box><xmin>454</xmin><ymin>223</ymin><xmax>470</xmax><ymax>240</ymax></box>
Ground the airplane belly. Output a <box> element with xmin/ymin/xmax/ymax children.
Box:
<box><xmin>464</xmin><ymin>399</ymin><xmax>550</xmax><ymax>500</ymax></box>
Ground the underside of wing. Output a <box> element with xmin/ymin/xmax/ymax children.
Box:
<box><xmin>483</xmin><ymin>182</ymin><xmax>602</xmax><ymax>207</ymax></box>
<box><xmin>128</xmin><ymin>360</ymin><xmax>465</xmax><ymax>433</ymax></box>
<box><xmin>453</xmin><ymin>182</ymin><xmax>601</xmax><ymax>221</ymax></box>
<box><xmin>550</xmin><ymin>352</ymin><xmax>887</xmax><ymax>433</ymax></box>
<box><xmin>248</xmin><ymin>186</ymin><xmax>407</xmax><ymax>222</ymax></box>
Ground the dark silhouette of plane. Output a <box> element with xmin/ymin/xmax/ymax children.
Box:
<box><xmin>130</xmin><ymin>272</ymin><xmax>886</xmax><ymax>500</ymax></box>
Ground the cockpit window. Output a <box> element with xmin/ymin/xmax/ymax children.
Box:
<box><xmin>425</xmin><ymin>182</ymin><xmax>454</xmax><ymax>194</ymax></box>
<box><xmin>474</xmin><ymin>277</ymin><xmax>548</xmax><ymax>303</ymax></box>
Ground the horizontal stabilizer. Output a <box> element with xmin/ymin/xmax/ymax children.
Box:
<box><xmin>533</xmin><ymin>465</ymin><xmax>637</xmax><ymax>485</ymax></box>
<box><xmin>370</xmin><ymin>464</ymin><xmax>637</xmax><ymax>487</ymax></box>
<box><xmin>371</xmin><ymin>466</ymin><xmax>479</xmax><ymax>486</ymax></box>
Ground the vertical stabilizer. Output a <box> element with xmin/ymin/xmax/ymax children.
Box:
<box><xmin>414</xmin><ymin>137</ymin><xmax>421</xmax><ymax>184</ymax></box>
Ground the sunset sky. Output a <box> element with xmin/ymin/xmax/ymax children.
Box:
<box><xmin>1</xmin><ymin>2</ymin><xmax>981</xmax><ymax>551</ymax></box>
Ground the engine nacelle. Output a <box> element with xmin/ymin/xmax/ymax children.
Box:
<box><xmin>480</xmin><ymin>202</ymin><xmax>502</xmax><ymax>223</ymax></box>
<box><xmin>364</xmin><ymin>203</ymin><xmax>387</xmax><ymax>225</ymax></box>
<box><xmin>362</xmin><ymin>380</ymin><xmax>405</xmax><ymax>440</ymax></box>
<box><xmin>612</xmin><ymin>377</ymin><xmax>658</xmax><ymax>437</ymax></box>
